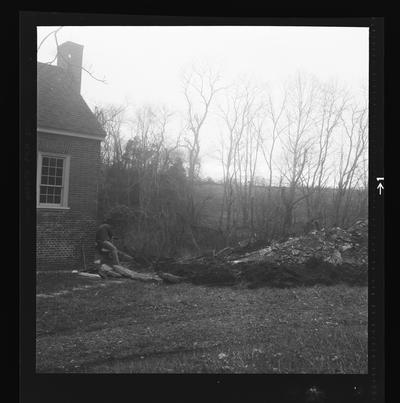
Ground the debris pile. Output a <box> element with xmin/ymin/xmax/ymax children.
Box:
<box><xmin>80</xmin><ymin>219</ymin><xmax>367</xmax><ymax>288</ymax></box>
<box><xmin>95</xmin><ymin>262</ymin><xmax>187</xmax><ymax>284</ymax></box>
<box><xmin>78</xmin><ymin>246</ymin><xmax>184</xmax><ymax>284</ymax></box>
<box><xmin>230</xmin><ymin>219</ymin><xmax>368</xmax><ymax>268</ymax></box>
<box><xmin>154</xmin><ymin>219</ymin><xmax>368</xmax><ymax>288</ymax></box>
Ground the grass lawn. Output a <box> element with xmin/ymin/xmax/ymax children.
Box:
<box><xmin>36</xmin><ymin>272</ymin><xmax>367</xmax><ymax>373</ymax></box>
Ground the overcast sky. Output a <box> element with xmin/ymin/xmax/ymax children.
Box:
<box><xmin>37</xmin><ymin>26</ymin><xmax>369</xmax><ymax>179</ymax></box>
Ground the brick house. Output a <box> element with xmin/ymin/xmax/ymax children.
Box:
<box><xmin>37</xmin><ymin>41</ymin><xmax>106</xmax><ymax>271</ymax></box>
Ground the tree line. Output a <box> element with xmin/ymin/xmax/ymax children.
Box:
<box><xmin>95</xmin><ymin>68</ymin><xmax>368</xmax><ymax>258</ymax></box>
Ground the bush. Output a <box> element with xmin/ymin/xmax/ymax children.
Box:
<box><xmin>104</xmin><ymin>205</ymin><xmax>136</xmax><ymax>235</ymax></box>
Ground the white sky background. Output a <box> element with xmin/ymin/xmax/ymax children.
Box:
<box><xmin>37</xmin><ymin>26</ymin><xmax>369</xmax><ymax>180</ymax></box>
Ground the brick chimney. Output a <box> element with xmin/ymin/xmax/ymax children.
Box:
<box><xmin>57</xmin><ymin>41</ymin><xmax>84</xmax><ymax>94</ymax></box>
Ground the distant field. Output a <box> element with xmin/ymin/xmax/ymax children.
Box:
<box><xmin>36</xmin><ymin>272</ymin><xmax>367</xmax><ymax>373</ymax></box>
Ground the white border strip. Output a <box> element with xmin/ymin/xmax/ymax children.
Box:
<box><xmin>38</xmin><ymin>126</ymin><xmax>104</xmax><ymax>141</ymax></box>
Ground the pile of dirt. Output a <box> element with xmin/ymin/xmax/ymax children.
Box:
<box><xmin>153</xmin><ymin>258</ymin><xmax>238</xmax><ymax>286</ymax></box>
<box><xmin>155</xmin><ymin>259</ymin><xmax>367</xmax><ymax>288</ymax></box>
<box><xmin>154</xmin><ymin>219</ymin><xmax>368</xmax><ymax>288</ymax></box>
<box><xmin>238</xmin><ymin>259</ymin><xmax>367</xmax><ymax>288</ymax></box>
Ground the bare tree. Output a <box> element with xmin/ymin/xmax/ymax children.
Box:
<box><xmin>125</xmin><ymin>105</ymin><xmax>176</xmax><ymax>208</ymax></box>
<box><xmin>257</xmin><ymin>89</ymin><xmax>287</xmax><ymax>237</ymax></box>
<box><xmin>179</xmin><ymin>65</ymin><xmax>225</xmax><ymax>250</ymax></box>
<box><xmin>93</xmin><ymin>104</ymin><xmax>126</xmax><ymax>216</ymax></box>
<box><xmin>332</xmin><ymin>101</ymin><xmax>368</xmax><ymax>226</ymax></box>
<box><xmin>279</xmin><ymin>73</ymin><xmax>318</xmax><ymax>234</ymax></box>
<box><xmin>218</xmin><ymin>81</ymin><xmax>261</xmax><ymax>236</ymax></box>
<box><xmin>94</xmin><ymin>105</ymin><xmax>126</xmax><ymax>166</ymax></box>
<box><xmin>181</xmin><ymin>65</ymin><xmax>224</xmax><ymax>183</ymax></box>
<box><xmin>299</xmin><ymin>81</ymin><xmax>349</xmax><ymax>226</ymax></box>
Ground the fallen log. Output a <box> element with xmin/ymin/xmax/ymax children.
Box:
<box><xmin>157</xmin><ymin>272</ymin><xmax>185</xmax><ymax>284</ymax></box>
<box><xmin>112</xmin><ymin>265</ymin><xmax>162</xmax><ymax>282</ymax></box>
<box><xmin>78</xmin><ymin>272</ymin><xmax>102</xmax><ymax>279</ymax></box>
<box><xmin>98</xmin><ymin>264</ymin><xmax>123</xmax><ymax>279</ymax></box>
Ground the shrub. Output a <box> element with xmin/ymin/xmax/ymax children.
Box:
<box><xmin>104</xmin><ymin>205</ymin><xmax>136</xmax><ymax>235</ymax></box>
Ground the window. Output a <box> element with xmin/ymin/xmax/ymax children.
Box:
<box><xmin>37</xmin><ymin>153</ymin><xmax>70</xmax><ymax>208</ymax></box>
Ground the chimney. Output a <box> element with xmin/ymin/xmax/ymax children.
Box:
<box><xmin>57</xmin><ymin>41</ymin><xmax>84</xmax><ymax>94</ymax></box>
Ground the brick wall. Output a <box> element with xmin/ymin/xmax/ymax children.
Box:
<box><xmin>37</xmin><ymin>132</ymin><xmax>101</xmax><ymax>271</ymax></box>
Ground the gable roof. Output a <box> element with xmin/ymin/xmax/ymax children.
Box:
<box><xmin>37</xmin><ymin>62</ymin><xmax>106</xmax><ymax>138</ymax></box>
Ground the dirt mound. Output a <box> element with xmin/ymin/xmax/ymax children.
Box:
<box><xmin>157</xmin><ymin>259</ymin><xmax>367</xmax><ymax>288</ymax></box>
<box><xmin>154</xmin><ymin>260</ymin><xmax>238</xmax><ymax>286</ymax></box>
<box><xmin>154</xmin><ymin>219</ymin><xmax>368</xmax><ymax>288</ymax></box>
<box><xmin>238</xmin><ymin>259</ymin><xmax>367</xmax><ymax>288</ymax></box>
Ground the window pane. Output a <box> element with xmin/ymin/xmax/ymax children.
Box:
<box><xmin>56</xmin><ymin>168</ymin><xmax>63</xmax><ymax>177</ymax></box>
<box><xmin>48</xmin><ymin>176</ymin><xmax>55</xmax><ymax>185</ymax></box>
<box><xmin>56</xmin><ymin>159</ymin><xmax>64</xmax><ymax>167</ymax></box>
<box><xmin>40</xmin><ymin>194</ymin><xmax>46</xmax><ymax>203</ymax></box>
<box><xmin>41</xmin><ymin>176</ymin><xmax>48</xmax><ymax>185</ymax></box>
<box><xmin>48</xmin><ymin>187</ymin><xmax>54</xmax><ymax>196</ymax></box>
<box><xmin>49</xmin><ymin>167</ymin><xmax>56</xmax><ymax>176</ymax></box>
<box><xmin>42</xmin><ymin>157</ymin><xmax>49</xmax><ymax>166</ymax></box>
<box><xmin>54</xmin><ymin>195</ymin><xmax>61</xmax><ymax>204</ymax></box>
<box><xmin>54</xmin><ymin>187</ymin><xmax>62</xmax><ymax>196</ymax></box>
<box><xmin>55</xmin><ymin>177</ymin><xmax>62</xmax><ymax>186</ymax></box>
<box><xmin>49</xmin><ymin>158</ymin><xmax>56</xmax><ymax>167</ymax></box>
<box><xmin>42</xmin><ymin>166</ymin><xmax>49</xmax><ymax>175</ymax></box>
<box><xmin>40</xmin><ymin>185</ymin><xmax>48</xmax><ymax>196</ymax></box>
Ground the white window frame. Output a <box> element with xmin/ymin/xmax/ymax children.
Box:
<box><xmin>37</xmin><ymin>152</ymin><xmax>71</xmax><ymax>209</ymax></box>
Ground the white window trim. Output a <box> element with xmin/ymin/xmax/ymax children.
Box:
<box><xmin>37</xmin><ymin>152</ymin><xmax>71</xmax><ymax>209</ymax></box>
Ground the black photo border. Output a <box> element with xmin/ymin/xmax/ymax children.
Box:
<box><xmin>20</xmin><ymin>13</ymin><xmax>385</xmax><ymax>403</ymax></box>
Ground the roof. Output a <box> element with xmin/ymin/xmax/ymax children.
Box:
<box><xmin>37</xmin><ymin>62</ymin><xmax>106</xmax><ymax>137</ymax></box>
